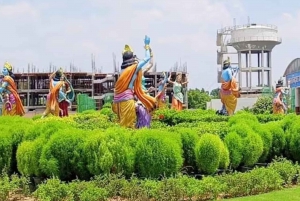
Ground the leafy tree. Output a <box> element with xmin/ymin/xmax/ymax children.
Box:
<box><xmin>188</xmin><ymin>88</ymin><xmax>211</xmax><ymax>109</ymax></box>
<box><xmin>210</xmin><ymin>88</ymin><xmax>220</xmax><ymax>99</ymax></box>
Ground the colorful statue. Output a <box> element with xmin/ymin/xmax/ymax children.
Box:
<box><xmin>41</xmin><ymin>68</ymin><xmax>74</xmax><ymax>118</ymax></box>
<box><xmin>112</xmin><ymin>35</ymin><xmax>156</xmax><ymax>128</ymax></box>
<box><xmin>58</xmin><ymin>75</ymin><xmax>74</xmax><ymax>117</ymax></box>
<box><xmin>155</xmin><ymin>72</ymin><xmax>169</xmax><ymax>109</ymax></box>
<box><xmin>0</xmin><ymin>62</ymin><xmax>25</xmax><ymax>116</ymax></box>
<box><xmin>141</xmin><ymin>53</ymin><xmax>154</xmax><ymax>94</ymax></box>
<box><xmin>219</xmin><ymin>57</ymin><xmax>240</xmax><ymax>116</ymax></box>
<box><xmin>168</xmin><ymin>72</ymin><xmax>188</xmax><ymax>111</ymax></box>
<box><xmin>273</xmin><ymin>79</ymin><xmax>286</xmax><ymax>114</ymax></box>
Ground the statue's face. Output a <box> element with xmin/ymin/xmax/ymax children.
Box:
<box><xmin>2</xmin><ymin>67</ymin><xmax>8</xmax><ymax>76</ymax></box>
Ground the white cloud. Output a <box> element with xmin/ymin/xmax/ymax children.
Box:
<box><xmin>0</xmin><ymin>0</ymin><xmax>245</xmax><ymax>89</ymax></box>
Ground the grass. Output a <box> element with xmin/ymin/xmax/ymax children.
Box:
<box><xmin>225</xmin><ymin>186</ymin><xmax>300</xmax><ymax>201</ymax></box>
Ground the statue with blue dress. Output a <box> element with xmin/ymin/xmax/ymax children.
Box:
<box><xmin>112</xmin><ymin>35</ymin><xmax>157</xmax><ymax>128</ymax></box>
<box><xmin>41</xmin><ymin>68</ymin><xmax>74</xmax><ymax>118</ymax></box>
<box><xmin>0</xmin><ymin>62</ymin><xmax>25</xmax><ymax>116</ymax></box>
<box><xmin>218</xmin><ymin>57</ymin><xmax>240</xmax><ymax>116</ymax></box>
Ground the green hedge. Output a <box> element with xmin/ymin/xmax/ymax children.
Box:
<box><xmin>0</xmin><ymin>110</ymin><xmax>298</xmax><ymax>181</ymax></box>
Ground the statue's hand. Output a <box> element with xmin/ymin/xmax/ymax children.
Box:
<box><xmin>144</xmin><ymin>35</ymin><xmax>150</xmax><ymax>46</ymax></box>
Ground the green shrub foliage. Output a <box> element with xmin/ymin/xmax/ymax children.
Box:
<box><xmin>195</xmin><ymin>134</ymin><xmax>223</xmax><ymax>174</ymax></box>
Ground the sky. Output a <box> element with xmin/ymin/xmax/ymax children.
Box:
<box><xmin>1</xmin><ymin>0</ymin><xmax>300</xmax><ymax>91</ymax></box>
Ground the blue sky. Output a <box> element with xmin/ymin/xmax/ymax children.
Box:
<box><xmin>0</xmin><ymin>0</ymin><xmax>300</xmax><ymax>91</ymax></box>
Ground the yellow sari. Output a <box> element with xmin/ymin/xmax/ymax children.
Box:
<box><xmin>220</xmin><ymin>77</ymin><xmax>240</xmax><ymax>116</ymax></box>
<box><xmin>112</xmin><ymin>64</ymin><xmax>156</xmax><ymax>128</ymax></box>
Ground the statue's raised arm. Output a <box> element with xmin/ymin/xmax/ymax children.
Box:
<box><xmin>0</xmin><ymin>62</ymin><xmax>25</xmax><ymax>116</ymax></box>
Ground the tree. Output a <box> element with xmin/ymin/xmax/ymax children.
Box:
<box><xmin>251</xmin><ymin>96</ymin><xmax>273</xmax><ymax>114</ymax></box>
<box><xmin>210</xmin><ymin>88</ymin><xmax>220</xmax><ymax>99</ymax></box>
<box><xmin>188</xmin><ymin>88</ymin><xmax>211</xmax><ymax>109</ymax></box>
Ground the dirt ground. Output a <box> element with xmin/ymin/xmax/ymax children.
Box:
<box><xmin>23</xmin><ymin>110</ymin><xmax>77</xmax><ymax>118</ymax></box>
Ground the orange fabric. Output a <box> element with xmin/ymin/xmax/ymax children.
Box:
<box><xmin>115</xmin><ymin>64</ymin><xmax>156</xmax><ymax>112</ymax></box>
<box><xmin>273</xmin><ymin>90</ymin><xmax>284</xmax><ymax>114</ymax></box>
<box><xmin>48</xmin><ymin>80</ymin><xmax>64</xmax><ymax>112</ymax></box>
<box><xmin>172</xmin><ymin>97</ymin><xmax>183</xmax><ymax>111</ymax></box>
<box><xmin>221</xmin><ymin>77</ymin><xmax>240</xmax><ymax>98</ymax></box>
<box><xmin>3</xmin><ymin>76</ymin><xmax>25</xmax><ymax>116</ymax></box>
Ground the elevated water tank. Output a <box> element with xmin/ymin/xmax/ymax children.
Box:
<box><xmin>230</xmin><ymin>24</ymin><xmax>281</xmax><ymax>52</ymax></box>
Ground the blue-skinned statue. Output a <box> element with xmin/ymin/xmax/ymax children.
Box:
<box><xmin>0</xmin><ymin>62</ymin><xmax>25</xmax><ymax>116</ymax></box>
<box><xmin>112</xmin><ymin>35</ymin><xmax>157</xmax><ymax>128</ymax></box>
<box><xmin>141</xmin><ymin>50</ymin><xmax>154</xmax><ymax>94</ymax></box>
<box><xmin>41</xmin><ymin>68</ymin><xmax>74</xmax><ymax>118</ymax></box>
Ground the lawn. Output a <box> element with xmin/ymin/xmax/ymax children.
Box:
<box><xmin>226</xmin><ymin>186</ymin><xmax>300</xmax><ymax>201</ymax></box>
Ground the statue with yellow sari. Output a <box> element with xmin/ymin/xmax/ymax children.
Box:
<box><xmin>0</xmin><ymin>62</ymin><xmax>25</xmax><ymax>116</ymax></box>
<box><xmin>219</xmin><ymin>58</ymin><xmax>240</xmax><ymax>116</ymax></box>
<box><xmin>112</xmin><ymin>35</ymin><xmax>157</xmax><ymax>128</ymax></box>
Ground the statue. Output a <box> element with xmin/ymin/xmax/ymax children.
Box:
<box><xmin>141</xmin><ymin>53</ymin><xmax>155</xmax><ymax>94</ymax></box>
<box><xmin>218</xmin><ymin>57</ymin><xmax>240</xmax><ymax>116</ymax></box>
<box><xmin>155</xmin><ymin>72</ymin><xmax>169</xmax><ymax>109</ymax></box>
<box><xmin>273</xmin><ymin>79</ymin><xmax>286</xmax><ymax>114</ymax></box>
<box><xmin>112</xmin><ymin>35</ymin><xmax>157</xmax><ymax>128</ymax></box>
<box><xmin>58</xmin><ymin>75</ymin><xmax>74</xmax><ymax>117</ymax></box>
<box><xmin>41</xmin><ymin>68</ymin><xmax>74</xmax><ymax>118</ymax></box>
<box><xmin>168</xmin><ymin>72</ymin><xmax>188</xmax><ymax>111</ymax></box>
<box><xmin>0</xmin><ymin>62</ymin><xmax>25</xmax><ymax>116</ymax></box>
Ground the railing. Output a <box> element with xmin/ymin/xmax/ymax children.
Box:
<box><xmin>229</xmin><ymin>36</ymin><xmax>282</xmax><ymax>43</ymax></box>
<box><xmin>217</xmin><ymin>24</ymin><xmax>278</xmax><ymax>34</ymax></box>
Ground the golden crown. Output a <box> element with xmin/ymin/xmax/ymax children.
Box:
<box><xmin>4</xmin><ymin>61</ymin><xmax>12</xmax><ymax>71</ymax></box>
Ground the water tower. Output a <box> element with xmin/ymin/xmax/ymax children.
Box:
<box><xmin>217</xmin><ymin>19</ymin><xmax>282</xmax><ymax>95</ymax></box>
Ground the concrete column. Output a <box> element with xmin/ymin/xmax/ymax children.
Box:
<box><xmin>246</xmin><ymin>53</ymin><xmax>248</xmax><ymax>88</ymax></box>
<box><xmin>27</xmin><ymin>75</ymin><xmax>30</xmax><ymax>110</ymax></box>
<box><xmin>238</xmin><ymin>51</ymin><xmax>242</xmax><ymax>88</ymax></box>
<box><xmin>261</xmin><ymin>49</ymin><xmax>265</xmax><ymax>87</ymax></box>
<box><xmin>249</xmin><ymin>48</ymin><xmax>252</xmax><ymax>90</ymax></box>
<box><xmin>258</xmin><ymin>52</ymin><xmax>260</xmax><ymax>86</ymax></box>
<box><xmin>268</xmin><ymin>51</ymin><xmax>272</xmax><ymax>87</ymax></box>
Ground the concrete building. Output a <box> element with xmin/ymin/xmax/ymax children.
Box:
<box><xmin>13</xmin><ymin>69</ymin><xmax>188</xmax><ymax>112</ymax></box>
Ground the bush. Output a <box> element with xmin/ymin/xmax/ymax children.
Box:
<box><xmin>134</xmin><ymin>129</ymin><xmax>183</xmax><ymax>178</ymax></box>
<box><xmin>242</xmin><ymin>132</ymin><xmax>264</xmax><ymax>166</ymax></box>
<box><xmin>176</xmin><ymin>128</ymin><xmax>199</xmax><ymax>168</ymax></box>
<box><xmin>266</xmin><ymin>122</ymin><xmax>286</xmax><ymax>160</ymax></box>
<box><xmin>224</xmin><ymin>132</ymin><xmax>243</xmax><ymax>169</ymax></box>
<box><xmin>17</xmin><ymin>138</ymin><xmax>46</xmax><ymax>177</ymax></box>
<box><xmin>195</xmin><ymin>134</ymin><xmax>223</xmax><ymax>174</ymax></box>
<box><xmin>84</xmin><ymin>128</ymin><xmax>134</xmax><ymax>177</ymax></box>
<box><xmin>39</xmin><ymin>129</ymin><xmax>90</xmax><ymax>180</ymax></box>
<box><xmin>251</xmin><ymin>96</ymin><xmax>273</xmax><ymax>114</ymax></box>
<box><xmin>219</xmin><ymin>143</ymin><xmax>230</xmax><ymax>169</ymax></box>
<box><xmin>253</xmin><ymin>125</ymin><xmax>273</xmax><ymax>162</ymax></box>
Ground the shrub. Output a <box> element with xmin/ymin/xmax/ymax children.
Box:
<box><xmin>176</xmin><ymin>128</ymin><xmax>199</xmax><ymax>168</ymax></box>
<box><xmin>219</xmin><ymin>142</ymin><xmax>230</xmax><ymax>169</ymax></box>
<box><xmin>39</xmin><ymin>129</ymin><xmax>90</xmax><ymax>180</ymax></box>
<box><xmin>195</xmin><ymin>134</ymin><xmax>223</xmax><ymax>174</ymax></box>
<box><xmin>269</xmin><ymin>157</ymin><xmax>298</xmax><ymax>185</ymax></box>
<box><xmin>266</xmin><ymin>122</ymin><xmax>286</xmax><ymax>160</ymax></box>
<box><xmin>242</xmin><ymin>132</ymin><xmax>264</xmax><ymax>166</ymax></box>
<box><xmin>84</xmin><ymin>128</ymin><xmax>134</xmax><ymax>177</ymax></box>
<box><xmin>17</xmin><ymin>138</ymin><xmax>46</xmax><ymax>177</ymax></box>
<box><xmin>224</xmin><ymin>132</ymin><xmax>243</xmax><ymax>169</ymax></box>
<box><xmin>288</xmin><ymin>119</ymin><xmax>300</xmax><ymax>161</ymax></box>
<box><xmin>134</xmin><ymin>129</ymin><xmax>183</xmax><ymax>178</ymax></box>
<box><xmin>253</xmin><ymin>125</ymin><xmax>273</xmax><ymax>162</ymax></box>
<box><xmin>251</xmin><ymin>96</ymin><xmax>273</xmax><ymax>114</ymax></box>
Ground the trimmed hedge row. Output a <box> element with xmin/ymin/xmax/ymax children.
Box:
<box><xmin>0</xmin><ymin>110</ymin><xmax>299</xmax><ymax>181</ymax></box>
<box><xmin>3</xmin><ymin>158</ymin><xmax>300</xmax><ymax>201</ymax></box>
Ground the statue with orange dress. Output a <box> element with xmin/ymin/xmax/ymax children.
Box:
<box><xmin>168</xmin><ymin>72</ymin><xmax>188</xmax><ymax>111</ymax></box>
<box><xmin>0</xmin><ymin>62</ymin><xmax>25</xmax><ymax>116</ymax></box>
<box><xmin>112</xmin><ymin>35</ymin><xmax>157</xmax><ymax>128</ymax></box>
